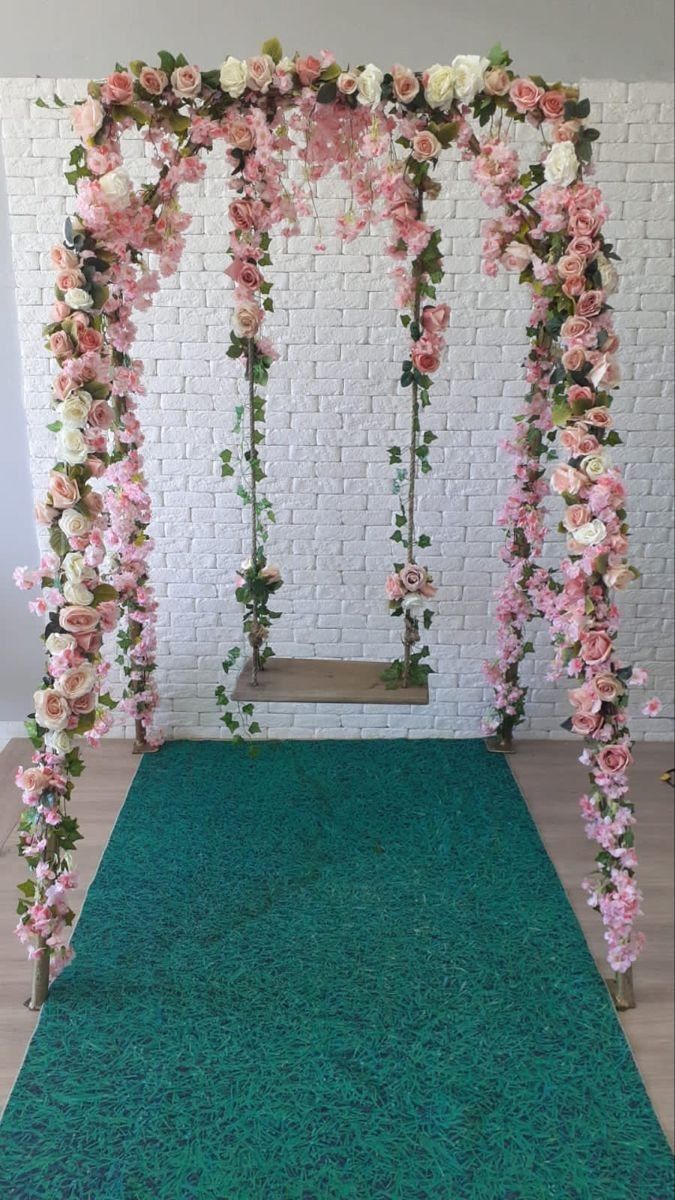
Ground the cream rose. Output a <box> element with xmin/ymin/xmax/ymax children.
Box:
<box><xmin>45</xmin><ymin>632</ymin><xmax>76</xmax><ymax>655</ymax></box>
<box><xmin>597</xmin><ymin>253</ymin><xmax>619</xmax><ymax>296</ymax></box>
<box><xmin>357</xmin><ymin>64</ymin><xmax>384</xmax><ymax>107</ymax></box>
<box><xmin>54</xmin><ymin>664</ymin><xmax>97</xmax><ymax>701</ymax></box>
<box><xmin>34</xmin><ymin>688</ymin><xmax>70</xmax><ymax>732</ymax></box>
<box><xmin>63</xmin><ymin>579</ymin><xmax>94</xmax><ymax>605</ymax></box>
<box><xmin>544</xmin><ymin>141</ymin><xmax>579</xmax><ymax>187</ymax></box>
<box><xmin>233</xmin><ymin>302</ymin><xmax>262</xmax><ymax>339</ymax></box>
<box><xmin>71</xmin><ymin>97</ymin><xmax>104</xmax><ymax>142</ymax></box>
<box><xmin>171</xmin><ymin>65</ymin><xmax>201</xmax><ymax>98</ymax></box>
<box><xmin>260</xmin><ymin>564</ymin><xmax>282</xmax><ymax>585</ymax></box>
<box><xmin>45</xmin><ymin>729</ymin><xmax>73</xmax><ymax>756</ymax></box>
<box><xmin>580</xmin><ymin>452</ymin><xmax>609</xmax><ymax>481</ymax></box>
<box><xmin>62</xmin><ymin>551</ymin><xmax>88</xmax><ymax>583</ymax></box>
<box><xmin>59</xmin><ymin>508</ymin><xmax>91</xmax><ymax>539</ymax></box>
<box><xmin>58</xmin><ymin>428</ymin><xmax>88</xmax><ymax>466</ymax></box>
<box><xmin>424</xmin><ymin>64</ymin><xmax>455</xmax><ymax>109</ymax></box>
<box><xmin>502</xmin><ymin>241</ymin><xmax>531</xmax><ymax>272</ymax></box>
<box><xmin>219</xmin><ymin>56</ymin><xmax>248</xmax><ymax>97</ymax></box>
<box><xmin>64</xmin><ymin>287</ymin><xmax>94</xmax><ymax>312</ymax></box>
<box><xmin>60</xmin><ymin>390</ymin><xmax>92</xmax><ymax>429</ymax></box>
<box><xmin>573</xmin><ymin>519</ymin><xmax>608</xmax><ymax>547</ymax></box>
<box><xmin>99</xmin><ymin>167</ymin><xmax>133</xmax><ymax>209</ymax></box>
<box><xmin>451</xmin><ymin>54</ymin><xmax>488</xmax><ymax>102</ymax></box>
<box><xmin>604</xmin><ymin>564</ymin><xmax>635</xmax><ymax>590</ymax></box>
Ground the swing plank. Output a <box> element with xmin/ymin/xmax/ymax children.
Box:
<box><xmin>231</xmin><ymin>657</ymin><xmax>429</xmax><ymax>705</ymax></box>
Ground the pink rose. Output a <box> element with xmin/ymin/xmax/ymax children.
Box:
<box><xmin>56</xmin><ymin>268</ymin><xmax>85</xmax><ymax>293</ymax></box>
<box><xmin>296</xmin><ymin>56</ymin><xmax>322</xmax><ymax>86</ymax></box>
<box><xmin>17</xmin><ymin>766</ymin><xmax>50</xmax><ymax>794</ymax></box>
<box><xmin>229</xmin><ymin>199</ymin><xmax>256</xmax><ymax>230</ymax></box>
<box><xmin>540</xmin><ymin>90</ymin><xmax>566</xmax><ymax>121</ymax></box>
<box><xmin>86</xmin><ymin>456</ymin><xmax>106</xmax><ymax>479</ymax></box>
<box><xmin>568</xmin><ymin>235</ymin><xmax>597</xmax><ymax>259</ymax></box>
<box><xmin>54</xmin><ymin>664</ymin><xmax>97</xmax><ymax>700</ymax></box>
<box><xmin>554</xmin><ymin>120</ymin><xmax>582</xmax><ymax>143</ymax></box>
<box><xmin>422</xmin><ymin>304</ymin><xmax>451</xmax><ymax>334</ymax></box>
<box><xmin>561</xmin><ymin>315</ymin><xmax>593</xmax><ymax>344</ymax></box>
<box><xmin>580</xmin><ymin>629</ymin><xmax>613</xmax><ymax>666</ymax></box>
<box><xmin>509</xmin><ymin>78</ymin><xmax>544</xmax><ymax>113</ymax></box>
<box><xmin>392</xmin><ymin>66</ymin><xmax>420</xmax><ymax>104</ymax></box>
<box><xmin>139</xmin><ymin>67</ymin><xmax>168</xmax><ymax>95</ymax></box>
<box><xmin>70</xmin><ymin>97</ymin><xmax>104</xmax><ymax>141</ymax></box>
<box><xmin>35</xmin><ymin>501</ymin><xmax>57</xmax><ymax>525</ymax></box>
<box><xmin>604</xmin><ymin>564</ymin><xmax>634</xmax><ymax>590</ymax></box>
<box><xmin>562</xmin><ymin>347</ymin><xmax>587</xmax><ymax>372</ymax></box>
<box><xmin>246</xmin><ymin>55</ymin><xmax>275</xmax><ymax>93</ymax></box>
<box><xmin>399</xmin><ymin>563</ymin><xmax>428</xmax><ymax>593</ymax></box>
<box><xmin>411</xmin><ymin>131</ymin><xmax>441</xmax><ymax>162</ymax></box>
<box><xmin>89</xmin><ymin>400</ymin><xmax>113</xmax><ymax>430</ymax></box>
<box><xmin>596</xmin><ymin>744</ymin><xmax>633</xmax><ymax>775</ymax></box>
<box><xmin>576</xmin><ymin>290</ymin><xmax>604</xmax><ymax>318</ymax></box>
<box><xmin>228</xmin><ymin>118</ymin><xmax>255</xmax><ymax>151</ymax></box>
<box><xmin>233</xmin><ymin>302</ymin><xmax>262</xmax><ymax>339</ymax></box>
<box><xmin>50</xmin><ymin>246</ymin><xmax>79</xmax><ymax>270</ymax></box>
<box><xmin>572</xmin><ymin>711</ymin><xmax>603</xmax><ymax>737</ymax></box>
<box><xmin>77</xmin><ymin>326</ymin><xmax>104</xmax><ymax>352</ymax></box>
<box><xmin>502</xmin><ymin>241</ymin><xmax>531</xmax><ymax>272</ymax></box>
<box><xmin>558</xmin><ymin>252</ymin><xmax>586</xmax><ymax>281</ymax></box>
<box><xmin>75</xmin><ymin>631</ymin><xmax>102</xmax><ymax>653</ymax></box>
<box><xmin>569</xmin><ymin>208</ymin><xmax>602</xmax><ymax>238</ymax></box>
<box><xmin>101</xmin><ymin>72</ymin><xmax>134</xmax><ymax>106</ymax></box>
<box><xmin>410</xmin><ymin>340</ymin><xmax>441</xmax><ymax>375</ymax></box>
<box><xmin>550</xmin><ymin>465</ymin><xmax>586</xmax><ymax>496</ymax></box>
<box><xmin>337</xmin><ymin>72</ymin><xmax>359</xmax><ymax>95</ymax></box>
<box><xmin>171</xmin><ymin>65</ymin><xmax>201</xmax><ymax>98</ymax></box>
<box><xmin>226</xmin><ymin>259</ymin><xmax>262</xmax><ymax>294</ymax></box>
<box><xmin>34</xmin><ymin>688</ymin><xmax>70</xmax><ymax>732</ymax></box>
<box><xmin>385</xmin><ymin>573</ymin><xmax>404</xmax><ymax>601</ymax></box>
<box><xmin>49</xmin><ymin>331</ymin><xmax>72</xmax><ymax>359</ymax></box>
<box><xmin>71</xmin><ymin>691</ymin><xmax>97</xmax><ymax>715</ymax></box>
<box><xmin>484</xmin><ymin>67</ymin><xmax>510</xmax><ymax>96</ymax></box>
<box><xmin>59</xmin><ymin>605</ymin><xmax>100</xmax><ymax>634</ymax></box>
<box><xmin>568</xmin><ymin>385</ymin><xmax>594</xmax><ymax>407</ymax></box>
<box><xmin>97</xmin><ymin>601</ymin><xmax>119</xmax><ymax>632</ymax></box>
<box><xmin>563</xmin><ymin>503</ymin><xmax>591</xmax><ymax>533</ymax></box>
<box><xmin>49</xmin><ymin>471</ymin><xmax>80</xmax><ymax>510</ymax></box>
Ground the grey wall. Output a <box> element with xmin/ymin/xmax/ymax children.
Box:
<box><xmin>0</xmin><ymin>0</ymin><xmax>673</xmax><ymax>81</ymax></box>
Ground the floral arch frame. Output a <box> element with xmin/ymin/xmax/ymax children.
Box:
<box><xmin>15</xmin><ymin>41</ymin><xmax>653</xmax><ymax>1009</ymax></box>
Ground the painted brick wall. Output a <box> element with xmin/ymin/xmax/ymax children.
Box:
<box><xmin>0</xmin><ymin>77</ymin><xmax>673</xmax><ymax>741</ymax></box>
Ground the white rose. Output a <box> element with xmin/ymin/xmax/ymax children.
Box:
<box><xmin>574</xmin><ymin>519</ymin><xmax>608</xmax><ymax>547</ymax></box>
<box><xmin>59</xmin><ymin>508</ymin><xmax>91</xmax><ymax>539</ymax></box>
<box><xmin>99</xmin><ymin>167</ymin><xmax>133</xmax><ymax>209</ymax></box>
<box><xmin>597</xmin><ymin>253</ymin><xmax>619</xmax><ymax>296</ymax></box>
<box><xmin>402</xmin><ymin>593</ymin><xmax>425</xmax><ymax>614</ymax></box>
<box><xmin>581</xmin><ymin>452</ymin><xmax>609</xmax><ymax>481</ymax></box>
<box><xmin>60</xmin><ymin>390</ymin><xmax>92</xmax><ymax>429</ymax></box>
<box><xmin>451</xmin><ymin>54</ymin><xmax>489</xmax><ymax>102</ymax></box>
<box><xmin>58</xmin><ymin>428</ymin><xmax>88</xmax><ymax>466</ymax></box>
<box><xmin>63</xmin><ymin>579</ymin><xmax>94</xmax><ymax>606</ymax></box>
<box><xmin>357</xmin><ymin>64</ymin><xmax>384</xmax><ymax>107</ymax></box>
<box><xmin>45</xmin><ymin>729</ymin><xmax>73</xmax><ymax>755</ymax></box>
<box><xmin>219</xmin><ymin>56</ymin><xmax>248</xmax><ymax>97</ymax></box>
<box><xmin>544</xmin><ymin>141</ymin><xmax>579</xmax><ymax>187</ymax></box>
<box><xmin>46</xmin><ymin>632</ymin><xmax>77</xmax><ymax>655</ymax></box>
<box><xmin>424</xmin><ymin>64</ymin><xmax>456</xmax><ymax>110</ymax></box>
<box><xmin>64</xmin><ymin>287</ymin><xmax>93</xmax><ymax>312</ymax></box>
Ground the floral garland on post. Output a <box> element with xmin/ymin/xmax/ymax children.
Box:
<box><xmin>14</xmin><ymin>42</ymin><xmax>655</xmax><ymax>1002</ymax></box>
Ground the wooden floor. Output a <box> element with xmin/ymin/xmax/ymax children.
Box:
<box><xmin>232</xmin><ymin>656</ymin><xmax>429</xmax><ymax>705</ymax></box>
<box><xmin>0</xmin><ymin>736</ymin><xmax>672</xmax><ymax>1146</ymax></box>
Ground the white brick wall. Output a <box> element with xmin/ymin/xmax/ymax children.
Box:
<box><xmin>1</xmin><ymin>76</ymin><xmax>673</xmax><ymax>741</ymax></box>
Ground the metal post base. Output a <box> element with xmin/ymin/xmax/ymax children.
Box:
<box><xmin>132</xmin><ymin>739</ymin><xmax>159</xmax><ymax>755</ymax></box>
<box><xmin>606</xmin><ymin>965</ymin><xmax>636</xmax><ymax>1011</ymax></box>
<box><xmin>484</xmin><ymin>735</ymin><xmax>516</xmax><ymax>756</ymax></box>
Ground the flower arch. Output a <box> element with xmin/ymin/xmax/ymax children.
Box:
<box><xmin>15</xmin><ymin>40</ymin><xmax>656</xmax><ymax>1010</ymax></box>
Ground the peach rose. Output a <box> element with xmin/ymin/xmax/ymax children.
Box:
<box><xmin>591</xmin><ymin>672</ymin><xmax>624</xmax><ymax>702</ymax></box>
<box><xmin>259</xmin><ymin>564</ymin><xmax>282</xmax><ymax>585</ymax></box>
<box><xmin>550</xmin><ymin>465</ymin><xmax>586</xmax><ymax>496</ymax></box>
<box><xmin>71</xmin><ymin>97</ymin><xmax>104</xmax><ymax>142</ymax></box>
<box><xmin>139</xmin><ymin>67</ymin><xmax>168</xmax><ymax>95</ymax></box>
<box><xmin>558</xmin><ymin>252</ymin><xmax>586</xmax><ymax>281</ymax></box>
<box><xmin>49</xmin><ymin>331</ymin><xmax>72</xmax><ymax>359</ymax></box>
<box><xmin>540</xmin><ymin>90</ymin><xmax>566</xmax><ymax>121</ymax></box>
<box><xmin>569</xmin><ymin>235</ymin><xmax>597</xmax><ymax>259</ymax></box>
<box><xmin>54</xmin><ymin>664</ymin><xmax>97</xmax><ymax>700</ymax></box>
<box><xmin>74</xmin><ymin>631</ymin><xmax>102</xmax><ymax>653</ymax></box>
<box><xmin>49</xmin><ymin>471</ymin><xmax>80</xmax><ymax>510</ymax></box>
<box><xmin>568</xmin><ymin>385</ymin><xmax>594</xmax><ymax>407</ymax></box>
<box><xmin>337</xmin><ymin>71</ymin><xmax>358</xmax><ymax>95</ymax></box>
<box><xmin>562</xmin><ymin>347</ymin><xmax>587</xmax><ymax>372</ymax></box>
<box><xmin>89</xmin><ymin>400</ymin><xmax>114</xmax><ymax>430</ymax></box>
<box><xmin>59</xmin><ymin>605</ymin><xmax>100</xmax><ymax>634</ymax></box>
<box><xmin>576</xmin><ymin>290</ymin><xmax>604</xmax><ymax>318</ymax></box>
<box><xmin>51</xmin><ymin>246</ymin><xmax>79</xmax><ymax>271</ymax></box>
<box><xmin>580</xmin><ymin>629</ymin><xmax>613</xmax><ymax>666</ymax></box>
<box><xmin>392</xmin><ymin>65</ymin><xmax>420</xmax><ymax>103</ymax></box>
<box><xmin>554</xmin><ymin>119</ymin><xmax>583</xmax><ymax>143</ymax></box>
<box><xmin>411</xmin><ymin>131</ymin><xmax>441</xmax><ymax>162</ymax></box>
<box><xmin>233</xmin><ymin>302</ymin><xmax>262</xmax><ymax>339</ymax></box>
<box><xmin>604</xmin><ymin>564</ymin><xmax>634</xmax><ymax>590</ymax></box>
<box><xmin>422</xmin><ymin>304</ymin><xmax>451</xmax><ymax>334</ymax></box>
<box><xmin>572</xmin><ymin>711</ymin><xmax>603</xmax><ymax>737</ymax></box>
<box><xmin>35</xmin><ymin>501</ymin><xmax>57</xmax><ymax>526</ymax></box>
<box><xmin>410</xmin><ymin>341</ymin><xmax>441</xmax><ymax>374</ymax></box>
<box><xmin>596</xmin><ymin>744</ymin><xmax>633</xmax><ymax>775</ymax></box>
<box><xmin>34</xmin><ymin>688</ymin><xmax>70</xmax><ymax>732</ymax></box>
<box><xmin>56</xmin><ymin>268</ymin><xmax>86</xmax><ymax>293</ymax></box>
<box><xmin>509</xmin><ymin>77</ymin><xmax>543</xmax><ymax>112</ymax></box>
<box><xmin>569</xmin><ymin>208</ymin><xmax>602</xmax><ymax>238</ymax></box>
<box><xmin>18</xmin><ymin>766</ymin><xmax>50</xmax><ymax>794</ymax></box>
<box><xmin>296</xmin><ymin>56</ymin><xmax>322</xmax><ymax>86</ymax></box>
<box><xmin>102</xmin><ymin>71</ymin><xmax>134</xmax><ymax>106</ymax></box>
<box><xmin>228</xmin><ymin>119</ymin><xmax>255</xmax><ymax>151</ymax></box>
<box><xmin>171</xmin><ymin>65</ymin><xmax>201</xmax><ymax>98</ymax></box>
<box><xmin>76</xmin><ymin>325</ymin><xmax>104</xmax><ymax>353</ymax></box>
<box><xmin>561</xmin><ymin>315</ymin><xmax>593</xmax><ymax>344</ymax></box>
<box><xmin>71</xmin><ymin>691</ymin><xmax>97</xmax><ymax>715</ymax></box>
<box><xmin>563</xmin><ymin>503</ymin><xmax>591</xmax><ymax>533</ymax></box>
<box><xmin>484</xmin><ymin>67</ymin><xmax>510</xmax><ymax>96</ymax></box>
<box><xmin>246</xmin><ymin>55</ymin><xmax>275</xmax><ymax>93</ymax></box>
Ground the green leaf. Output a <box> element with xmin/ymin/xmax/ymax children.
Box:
<box><xmin>248</xmin><ymin>721</ymin><xmax>261</xmax><ymax>735</ymax></box>
<box><xmin>261</xmin><ymin>37</ymin><xmax>283</xmax><ymax>64</ymax></box>
<box><xmin>47</xmin><ymin>420</ymin><xmax>62</xmax><ymax>433</ymax></box>
<box><xmin>49</xmin><ymin>525</ymin><xmax>69</xmax><ymax>558</ymax></box>
<box><xmin>316</xmin><ymin>80</ymin><xmax>338</xmax><ymax>104</ymax></box>
<box><xmin>35</xmin><ymin>97</ymin><xmax>49</xmax><ymax>109</ymax></box>
<box><xmin>417</xmin><ymin>534</ymin><xmax>431</xmax><ymax>549</ymax></box>
<box><xmin>158</xmin><ymin>50</ymin><xmax>176</xmax><ymax>76</ymax></box>
<box><xmin>92</xmin><ymin>583</ymin><xmax>118</xmax><ymax>605</ymax></box>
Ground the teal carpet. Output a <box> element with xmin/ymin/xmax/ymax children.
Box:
<box><xmin>0</xmin><ymin>739</ymin><xmax>672</xmax><ymax>1199</ymax></box>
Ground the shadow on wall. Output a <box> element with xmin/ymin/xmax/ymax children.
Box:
<box><xmin>0</xmin><ymin>140</ymin><xmax>44</xmax><ymax>731</ymax></box>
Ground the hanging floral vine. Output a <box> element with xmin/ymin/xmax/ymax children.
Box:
<box><xmin>14</xmin><ymin>41</ymin><xmax>652</xmax><ymax>1002</ymax></box>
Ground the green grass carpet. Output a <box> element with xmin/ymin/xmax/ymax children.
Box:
<box><xmin>0</xmin><ymin>739</ymin><xmax>672</xmax><ymax>1199</ymax></box>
